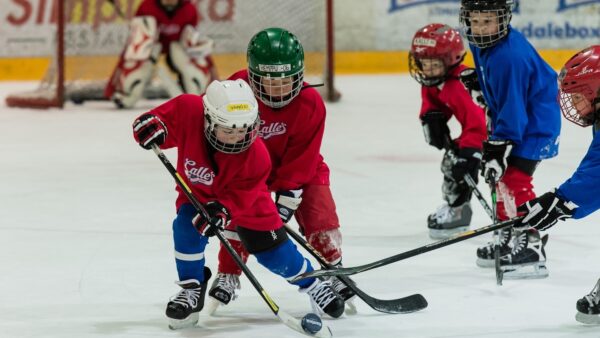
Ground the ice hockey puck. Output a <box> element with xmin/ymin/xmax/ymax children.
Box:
<box><xmin>300</xmin><ymin>313</ymin><xmax>322</xmax><ymax>334</ymax></box>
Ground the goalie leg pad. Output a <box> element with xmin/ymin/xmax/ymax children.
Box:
<box><xmin>168</xmin><ymin>41</ymin><xmax>212</xmax><ymax>94</ymax></box>
<box><xmin>105</xmin><ymin>16</ymin><xmax>161</xmax><ymax>108</ymax></box>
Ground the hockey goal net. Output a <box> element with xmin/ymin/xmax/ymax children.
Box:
<box><xmin>5</xmin><ymin>0</ymin><xmax>338</xmax><ymax>109</ymax></box>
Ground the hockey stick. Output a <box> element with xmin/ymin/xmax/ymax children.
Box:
<box><xmin>291</xmin><ymin>217</ymin><xmax>521</xmax><ymax>281</ymax></box>
<box><xmin>487</xmin><ymin>172</ymin><xmax>503</xmax><ymax>285</ymax></box>
<box><xmin>463</xmin><ymin>173</ymin><xmax>494</xmax><ymax>220</ymax></box>
<box><xmin>443</xmin><ymin>141</ymin><xmax>494</xmax><ymax>220</ymax></box>
<box><xmin>150</xmin><ymin>144</ymin><xmax>332</xmax><ymax>338</ymax></box>
<box><xmin>284</xmin><ymin>225</ymin><xmax>428</xmax><ymax>314</ymax></box>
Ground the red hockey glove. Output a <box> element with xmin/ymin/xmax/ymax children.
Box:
<box><xmin>132</xmin><ymin>114</ymin><xmax>167</xmax><ymax>150</ymax></box>
<box><xmin>192</xmin><ymin>201</ymin><xmax>230</xmax><ymax>237</ymax></box>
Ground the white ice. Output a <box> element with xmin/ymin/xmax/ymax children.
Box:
<box><xmin>1</xmin><ymin>76</ymin><xmax>600</xmax><ymax>338</ymax></box>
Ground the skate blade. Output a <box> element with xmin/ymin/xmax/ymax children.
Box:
<box><xmin>576</xmin><ymin>312</ymin><xmax>600</xmax><ymax>325</ymax></box>
<box><xmin>205</xmin><ymin>297</ymin><xmax>221</xmax><ymax>316</ymax></box>
<box><xmin>476</xmin><ymin>258</ymin><xmax>496</xmax><ymax>268</ymax></box>
<box><xmin>168</xmin><ymin>312</ymin><xmax>199</xmax><ymax>330</ymax></box>
<box><xmin>344</xmin><ymin>297</ymin><xmax>358</xmax><ymax>316</ymax></box>
<box><xmin>428</xmin><ymin>226</ymin><xmax>469</xmax><ymax>240</ymax></box>
<box><xmin>502</xmin><ymin>263</ymin><xmax>548</xmax><ymax>280</ymax></box>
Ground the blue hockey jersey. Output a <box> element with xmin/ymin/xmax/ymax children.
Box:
<box><xmin>557</xmin><ymin>129</ymin><xmax>600</xmax><ymax>219</ymax></box>
<box><xmin>470</xmin><ymin>27</ymin><xmax>561</xmax><ymax>160</ymax></box>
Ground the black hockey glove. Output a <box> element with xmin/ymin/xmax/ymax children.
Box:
<box><xmin>451</xmin><ymin>147</ymin><xmax>482</xmax><ymax>183</ymax></box>
<box><xmin>193</xmin><ymin>201</ymin><xmax>230</xmax><ymax>237</ymax></box>
<box><xmin>481</xmin><ymin>140</ymin><xmax>513</xmax><ymax>183</ymax></box>
<box><xmin>132</xmin><ymin>114</ymin><xmax>167</xmax><ymax>150</ymax></box>
<box><xmin>421</xmin><ymin>111</ymin><xmax>450</xmax><ymax>150</ymax></box>
<box><xmin>515</xmin><ymin>190</ymin><xmax>577</xmax><ymax>232</ymax></box>
<box><xmin>275</xmin><ymin>189</ymin><xmax>303</xmax><ymax>223</ymax></box>
<box><xmin>459</xmin><ymin>68</ymin><xmax>480</xmax><ymax>92</ymax></box>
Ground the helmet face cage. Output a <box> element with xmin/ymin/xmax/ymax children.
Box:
<box><xmin>409</xmin><ymin>53</ymin><xmax>445</xmax><ymax>87</ymax></box>
<box><xmin>409</xmin><ymin>24</ymin><xmax>466</xmax><ymax>86</ymax></box>
<box><xmin>460</xmin><ymin>2</ymin><xmax>513</xmax><ymax>48</ymax></box>
<box><xmin>558</xmin><ymin>89</ymin><xmax>597</xmax><ymax>127</ymax></box>
<box><xmin>204</xmin><ymin>108</ymin><xmax>261</xmax><ymax>154</ymax></box>
<box><xmin>248</xmin><ymin>69</ymin><xmax>304</xmax><ymax>109</ymax></box>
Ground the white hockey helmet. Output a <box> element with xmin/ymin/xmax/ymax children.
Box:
<box><xmin>203</xmin><ymin>79</ymin><xmax>260</xmax><ymax>154</ymax></box>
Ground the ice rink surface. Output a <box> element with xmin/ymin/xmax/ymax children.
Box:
<box><xmin>1</xmin><ymin>75</ymin><xmax>600</xmax><ymax>338</ymax></box>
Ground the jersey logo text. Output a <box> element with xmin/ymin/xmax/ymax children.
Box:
<box><xmin>184</xmin><ymin>159</ymin><xmax>215</xmax><ymax>185</ymax></box>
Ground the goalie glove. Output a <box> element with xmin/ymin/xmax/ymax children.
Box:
<box><xmin>132</xmin><ymin>114</ymin><xmax>167</xmax><ymax>150</ymax></box>
<box><xmin>481</xmin><ymin>139</ymin><xmax>512</xmax><ymax>183</ymax></box>
<box><xmin>515</xmin><ymin>190</ymin><xmax>577</xmax><ymax>231</ymax></box>
<box><xmin>275</xmin><ymin>189</ymin><xmax>303</xmax><ymax>223</ymax></box>
<box><xmin>192</xmin><ymin>201</ymin><xmax>231</xmax><ymax>237</ymax></box>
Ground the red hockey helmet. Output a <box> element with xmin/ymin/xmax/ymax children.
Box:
<box><xmin>558</xmin><ymin>45</ymin><xmax>600</xmax><ymax>127</ymax></box>
<box><xmin>409</xmin><ymin>23</ymin><xmax>466</xmax><ymax>86</ymax></box>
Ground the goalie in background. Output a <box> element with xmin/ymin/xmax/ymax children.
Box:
<box><xmin>408</xmin><ymin>23</ymin><xmax>487</xmax><ymax>240</ymax></box>
<box><xmin>105</xmin><ymin>0</ymin><xmax>217</xmax><ymax>109</ymax></box>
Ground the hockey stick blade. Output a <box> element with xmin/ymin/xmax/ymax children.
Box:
<box><xmin>292</xmin><ymin>217</ymin><xmax>521</xmax><ymax>281</ymax></box>
<box><xmin>285</xmin><ymin>225</ymin><xmax>428</xmax><ymax>314</ymax></box>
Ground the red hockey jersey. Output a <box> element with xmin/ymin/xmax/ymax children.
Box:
<box><xmin>419</xmin><ymin>64</ymin><xmax>487</xmax><ymax>150</ymax></box>
<box><xmin>229</xmin><ymin>70</ymin><xmax>331</xmax><ymax>191</ymax></box>
<box><xmin>136</xmin><ymin>0</ymin><xmax>199</xmax><ymax>52</ymax></box>
<box><xmin>142</xmin><ymin>94</ymin><xmax>282</xmax><ymax>231</ymax></box>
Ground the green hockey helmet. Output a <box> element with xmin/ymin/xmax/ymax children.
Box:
<box><xmin>247</xmin><ymin>27</ymin><xmax>305</xmax><ymax>108</ymax></box>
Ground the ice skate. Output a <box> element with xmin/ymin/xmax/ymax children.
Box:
<box><xmin>301</xmin><ymin>278</ymin><xmax>345</xmax><ymax>319</ymax></box>
<box><xmin>476</xmin><ymin>227</ymin><xmax>512</xmax><ymax>268</ymax></box>
<box><xmin>206</xmin><ymin>273</ymin><xmax>241</xmax><ymax>315</ymax></box>
<box><xmin>576</xmin><ymin>278</ymin><xmax>600</xmax><ymax>325</ymax></box>
<box><xmin>166</xmin><ymin>267</ymin><xmax>212</xmax><ymax>330</ymax></box>
<box><xmin>501</xmin><ymin>230</ymin><xmax>549</xmax><ymax>279</ymax></box>
<box><xmin>427</xmin><ymin>202</ymin><xmax>472</xmax><ymax>239</ymax></box>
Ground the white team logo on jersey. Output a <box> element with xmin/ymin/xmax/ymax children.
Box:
<box><xmin>184</xmin><ymin>158</ymin><xmax>215</xmax><ymax>185</ymax></box>
<box><xmin>258</xmin><ymin>120</ymin><xmax>287</xmax><ymax>140</ymax></box>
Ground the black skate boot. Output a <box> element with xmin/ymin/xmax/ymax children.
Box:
<box><xmin>166</xmin><ymin>267</ymin><xmax>212</xmax><ymax>329</ymax></box>
<box><xmin>501</xmin><ymin>230</ymin><xmax>549</xmax><ymax>279</ymax></box>
<box><xmin>476</xmin><ymin>227</ymin><xmax>512</xmax><ymax>268</ymax></box>
<box><xmin>301</xmin><ymin>278</ymin><xmax>345</xmax><ymax>319</ymax></box>
<box><xmin>576</xmin><ymin>278</ymin><xmax>600</xmax><ymax>325</ymax></box>
<box><xmin>427</xmin><ymin>202</ymin><xmax>472</xmax><ymax>239</ymax></box>
<box><xmin>205</xmin><ymin>273</ymin><xmax>241</xmax><ymax>315</ymax></box>
<box><xmin>329</xmin><ymin>262</ymin><xmax>357</xmax><ymax>314</ymax></box>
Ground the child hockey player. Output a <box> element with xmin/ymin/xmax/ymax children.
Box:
<box><xmin>206</xmin><ymin>27</ymin><xmax>356</xmax><ymax>313</ymax></box>
<box><xmin>515</xmin><ymin>45</ymin><xmax>600</xmax><ymax>324</ymax></box>
<box><xmin>408</xmin><ymin>23</ymin><xmax>487</xmax><ymax>239</ymax></box>
<box><xmin>132</xmin><ymin>79</ymin><xmax>344</xmax><ymax>328</ymax></box>
<box><xmin>460</xmin><ymin>0</ymin><xmax>561</xmax><ymax>279</ymax></box>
